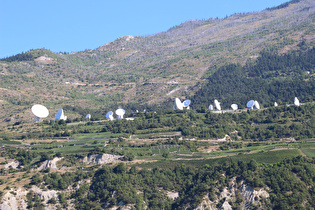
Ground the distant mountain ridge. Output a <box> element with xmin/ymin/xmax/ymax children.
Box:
<box><xmin>0</xmin><ymin>0</ymin><xmax>314</xmax><ymax>124</ymax></box>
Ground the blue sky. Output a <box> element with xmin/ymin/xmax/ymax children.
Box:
<box><xmin>0</xmin><ymin>0</ymin><xmax>289</xmax><ymax>58</ymax></box>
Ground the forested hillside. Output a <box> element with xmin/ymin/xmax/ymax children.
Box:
<box><xmin>192</xmin><ymin>47</ymin><xmax>315</xmax><ymax>109</ymax></box>
<box><xmin>0</xmin><ymin>95</ymin><xmax>314</xmax><ymax>209</ymax></box>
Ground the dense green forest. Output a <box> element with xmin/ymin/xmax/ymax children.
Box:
<box><xmin>192</xmin><ymin>48</ymin><xmax>315</xmax><ymax>110</ymax></box>
<box><xmin>21</xmin><ymin>156</ymin><xmax>315</xmax><ymax>209</ymax></box>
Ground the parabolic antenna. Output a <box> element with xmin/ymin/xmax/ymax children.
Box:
<box><xmin>115</xmin><ymin>109</ymin><xmax>125</xmax><ymax>120</ymax></box>
<box><xmin>254</xmin><ymin>101</ymin><xmax>260</xmax><ymax>110</ymax></box>
<box><xmin>183</xmin><ymin>99</ymin><xmax>191</xmax><ymax>108</ymax></box>
<box><xmin>231</xmin><ymin>104</ymin><xmax>238</xmax><ymax>111</ymax></box>
<box><xmin>106</xmin><ymin>111</ymin><xmax>114</xmax><ymax>120</ymax></box>
<box><xmin>209</xmin><ymin>104</ymin><xmax>214</xmax><ymax>110</ymax></box>
<box><xmin>175</xmin><ymin>98</ymin><xmax>183</xmax><ymax>110</ymax></box>
<box><xmin>246</xmin><ymin>100</ymin><xmax>255</xmax><ymax>109</ymax></box>
<box><xmin>54</xmin><ymin>108</ymin><xmax>67</xmax><ymax>121</ymax></box>
<box><xmin>85</xmin><ymin>114</ymin><xmax>91</xmax><ymax>120</ymax></box>
<box><xmin>31</xmin><ymin>104</ymin><xmax>49</xmax><ymax>122</ymax></box>
<box><xmin>294</xmin><ymin>97</ymin><xmax>300</xmax><ymax>106</ymax></box>
<box><xmin>274</xmin><ymin>102</ymin><xmax>278</xmax><ymax>107</ymax></box>
<box><xmin>214</xmin><ymin>99</ymin><xmax>221</xmax><ymax>111</ymax></box>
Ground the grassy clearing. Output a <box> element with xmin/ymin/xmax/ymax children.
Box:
<box><xmin>71</xmin><ymin>132</ymin><xmax>123</xmax><ymax>139</ymax></box>
<box><xmin>35</xmin><ymin>145</ymin><xmax>99</xmax><ymax>154</ymax></box>
<box><xmin>0</xmin><ymin>140</ymin><xmax>21</xmax><ymax>145</ymax></box>
<box><xmin>136</xmin><ymin>149</ymin><xmax>302</xmax><ymax>169</ymax></box>
<box><xmin>131</xmin><ymin>131</ymin><xmax>181</xmax><ymax>139</ymax></box>
<box><xmin>301</xmin><ymin>148</ymin><xmax>315</xmax><ymax>158</ymax></box>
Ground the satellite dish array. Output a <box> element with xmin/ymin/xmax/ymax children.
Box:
<box><xmin>116</xmin><ymin>108</ymin><xmax>126</xmax><ymax>120</ymax></box>
<box><xmin>208</xmin><ymin>99</ymin><xmax>222</xmax><ymax>111</ymax></box>
<box><xmin>106</xmin><ymin>108</ymin><xmax>126</xmax><ymax>120</ymax></box>
<box><xmin>32</xmin><ymin>104</ymin><xmax>49</xmax><ymax>123</ymax></box>
<box><xmin>231</xmin><ymin>104</ymin><xmax>238</xmax><ymax>111</ymax></box>
<box><xmin>30</xmin><ymin>97</ymin><xmax>301</xmax><ymax>123</ymax></box>
<box><xmin>85</xmin><ymin>114</ymin><xmax>91</xmax><ymax>120</ymax></box>
<box><xmin>54</xmin><ymin>108</ymin><xmax>67</xmax><ymax>121</ymax></box>
<box><xmin>246</xmin><ymin>100</ymin><xmax>260</xmax><ymax>110</ymax></box>
<box><xmin>214</xmin><ymin>100</ymin><xmax>221</xmax><ymax>111</ymax></box>
<box><xmin>173</xmin><ymin>98</ymin><xmax>191</xmax><ymax>110</ymax></box>
<box><xmin>294</xmin><ymin>97</ymin><xmax>300</xmax><ymax>106</ymax></box>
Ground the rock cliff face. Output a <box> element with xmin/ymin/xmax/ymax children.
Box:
<box><xmin>193</xmin><ymin>179</ymin><xmax>269</xmax><ymax>210</ymax></box>
<box><xmin>81</xmin><ymin>154</ymin><xmax>123</xmax><ymax>165</ymax></box>
<box><xmin>194</xmin><ymin>194</ymin><xmax>216</xmax><ymax>210</ymax></box>
<box><xmin>0</xmin><ymin>186</ymin><xmax>59</xmax><ymax>210</ymax></box>
<box><xmin>37</xmin><ymin>157</ymin><xmax>63</xmax><ymax>170</ymax></box>
<box><xmin>4</xmin><ymin>160</ymin><xmax>20</xmax><ymax>169</ymax></box>
<box><xmin>0</xmin><ymin>177</ymin><xmax>269</xmax><ymax>210</ymax></box>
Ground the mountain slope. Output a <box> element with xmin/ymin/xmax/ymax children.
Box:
<box><xmin>0</xmin><ymin>0</ymin><xmax>314</xmax><ymax>125</ymax></box>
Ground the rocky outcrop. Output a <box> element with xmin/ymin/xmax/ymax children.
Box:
<box><xmin>32</xmin><ymin>186</ymin><xmax>58</xmax><ymax>203</ymax></box>
<box><xmin>81</xmin><ymin>154</ymin><xmax>123</xmax><ymax>165</ymax></box>
<box><xmin>0</xmin><ymin>188</ymin><xmax>27</xmax><ymax>210</ymax></box>
<box><xmin>0</xmin><ymin>186</ymin><xmax>58</xmax><ymax>210</ymax></box>
<box><xmin>37</xmin><ymin>157</ymin><xmax>63</xmax><ymax>171</ymax></box>
<box><xmin>167</xmin><ymin>191</ymin><xmax>179</xmax><ymax>200</ymax></box>
<box><xmin>239</xmin><ymin>183</ymin><xmax>269</xmax><ymax>204</ymax></box>
<box><xmin>4</xmin><ymin>160</ymin><xmax>20</xmax><ymax>169</ymax></box>
<box><xmin>34</xmin><ymin>56</ymin><xmax>55</xmax><ymax>64</ymax></box>
<box><xmin>193</xmin><ymin>179</ymin><xmax>269</xmax><ymax>210</ymax></box>
<box><xmin>194</xmin><ymin>194</ymin><xmax>216</xmax><ymax>210</ymax></box>
<box><xmin>221</xmin><ymin>201</ymin><xmax>232</xmax><ymax>210</ymax></box>
<box><xmin>218</xmin><ymin>179</ymin><xmax>269</xmax><ymax>209</ymax></box>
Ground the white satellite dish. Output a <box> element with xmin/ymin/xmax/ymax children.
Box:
<box><xmin>274</xmin><ymin>102</ymin><xmax>278</xmax><ymax>107</ymax></box>
<box><xmin>246</xmin><ymin>100</ymin><xmax>255</xmax><ymax>109</ymax></box>
<box><xmin>231</xmin><ymin>104</ymin><xmax>238</xmax><ymax>110</ymax></box>
<box><xmin>54</xmin><ymin>108</ymin><xmax>67</xmax><ymax>121</ymax></box>
<box><xmin>209</xmin><ymin>104</ymin><xmax>214</xmax><ymax>110</ymax></box>
<box><xmin>115</xmin><ymin>109</ymin><xmax>125</xmax><ymax>120</ymax></box>
<box><xmin>214</xmin><ymin>99</ymin><xmax>221</xmax><ymax>111</ymax></box>
<box><xmin>31</xmin><ymin>104</ymin><xmax>49</xmax><ymax>122</ymax></box>
<box><xmin>183</xmin><ymin>99</ymin><xmax>191</xmax><ymax>108</ymax></box>
<box><xmin>174</xmin><ymin>98</ymin><xmax>183</xmax><ymax>110</ymax></box>
<box><xmin>294</xmin><ymin>97</ymin><xmax>300</xmax><ymax>106</ymax></box>
<box><xmin>254</xmin><ymin>101</ymin><xmax>260</xmax><ymax>110</ymax></box>
<box><xmin>106</xmin><ymin>111</ymin><xmax>114</xmax><ymax>120</ymax></box>
<box><xmin>85</xmin><ymin>114</ymin><xmax>91</xmax><ymax>120</ymax></box>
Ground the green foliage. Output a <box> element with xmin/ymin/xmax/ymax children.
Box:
<box><xmin>162</xmin><ymin>151</ymin><xmax>169</xmax><ymax>159</ymax></box>
<box><xmin>43</xmin><ymin>171</ymin><xmax>93</xmax><ymax>190</ymax></box>
<box><xmin>0</xmin><ymin>48</ymin><xmax>56</xmax><ymax>62</ymax></box>
<box><xmin>267</xmin><ymin>0</ymin><xmax>300</xmax><ymax>11</ymax></box>
<box><xmin>26</xmin><ymin>190</ymin><xmax>45</xmax><ymax>209</ymax></box>
<box><xmin>0</xmin><ymin>148</ymin><xmax>37</xmax><ymax>166</ymax></box>
<box><xmin>29</xmin><ymin>174</ymin><xmax>42</xmax><ymax>186</ymax></box>
<box><xmin>193</xmin><ymin>48</ymin><xmax>315</xmax><ymax>109</ymax></box>
<box><xmin>66</xmin><ymin>156</ymin><xmax>315</xmax><ymax>209</ymax></box>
